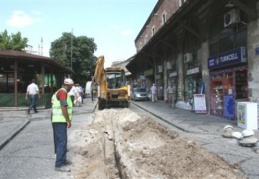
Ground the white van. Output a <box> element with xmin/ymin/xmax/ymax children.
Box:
<box><xmin>85</xmin><ymin>81</ymin><xmax>92</xmax><ymax>96</ymax></box>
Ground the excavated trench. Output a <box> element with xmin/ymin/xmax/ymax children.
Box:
<box><xmin>73</xmin><ymin>108</ymin><xmax>246</xmax><ymax>179</ymax></box>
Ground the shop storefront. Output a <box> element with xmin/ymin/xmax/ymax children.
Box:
<box><xmin>208</xmin><ymin>47</ymin><xmax>248</xmax><ymax>120</ymax></box>
<box><xmin>156</xmin><ymin>65</ymin><xmax>164</xmax><ymax>100</ymax></box>
<box><xmin>167</xmin><ymin>59</ymin><xmax>178</xmax><ymax>101</ymax></box>
<box><xmin>144</xmin><ymin>68</ymin><xmax>154</xmax><ymax>91</ymax></box>
<box><xmin>168</xmin><ymin>71</ymin><xmax>177</xmax><ymax>89</ymax></box>
<box><xmin>185</xmin><ymin>67</ymin><xmax>202</xmax><ymax>108</ymax></box>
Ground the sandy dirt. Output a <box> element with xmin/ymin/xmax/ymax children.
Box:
<box><xmin>69</xmin><ymin>108</ymin><xmax>245</xmax><ymax>179</ymax></box>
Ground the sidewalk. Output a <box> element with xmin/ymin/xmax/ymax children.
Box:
<box><xmin>133</xmin><ymin>100</ymin><xmax>259</xmax><ymax>137</ymax></box>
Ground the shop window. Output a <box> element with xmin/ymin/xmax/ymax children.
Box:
<box><xmin>210</xmin><ymin>72</ymin><xmax>234</xmax><ymax>117</ymax></box>
<box><xmin>220</xmin><ymin>34</ymin><xmax>235</xmax><ymax>52</ymax></box>
<box><xmin>210</xmin><ymin>68</ymin><xmax>247</xmax><ymax>120</ymax></box>
<box><xmin>0</xmin><ymin>73</ymin><xmax>7</xmax><ymax>93</ymax></box>
<box><xmin>0</xmin><ymin>73</ymin><xmax>14</xmax><ymax>93</ymax></box>
<box><xmin>236</xmin><ymin>30</ymin><xmax>247</xmax><ymax>47</ymax></box>
<box><xmin>184</xmin><ymin>74</ymin><xmax>201</xmax><ymax>105</ymax></box>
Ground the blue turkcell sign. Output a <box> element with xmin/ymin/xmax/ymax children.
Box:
<box><xmin>208</xmin><ymin>47</ymin><xmax>247</xmax><ymax>69</ymax></box>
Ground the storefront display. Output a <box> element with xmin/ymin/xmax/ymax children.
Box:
<box><xmin>211</xmin><ymin>71</ymin><xmax>233</xmax><ymax>118</ymax></box>
<box><xmin>185</xmin><ymin>67</ymin><xmax>202</xmax><ymax>108</ymax></box>
<box><xmin>210</xmin><ymin>67</ymin><xmax>247</xmax><ymax>120</ymax></box>
<box><xmin>208</xmin><ymin>47</ymin><xmax>248</xmax><ymax>120</ymax></box>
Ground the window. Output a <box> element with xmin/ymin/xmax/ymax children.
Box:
<box><xmin>162</xmin><ymin>13</ymin><xmax>166</xmax><ymax>25</ymax></box>
<box><xmin>179</xmin><ymin>0</ymin><xmax>186</xmax><ymax>7</ymax></box>
<box><xmin>139</xmin><ymin>42</ymin><xmax>142</xmax><ymax>49</ymax></box>
<box><xmin>144</xmin><ymin>35</ymin><xmax>148</xmax><ymax>44</ymax></box>
<box><xmin>152</xmin><ymin>27</ymin><xmax>155</xmax><ymax>36</ymax></box>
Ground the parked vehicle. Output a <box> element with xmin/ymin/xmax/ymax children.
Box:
<box><xmin>131</xmin><ymin>88</ymin><xmax>149</xmax><ymax>101</ymax></box>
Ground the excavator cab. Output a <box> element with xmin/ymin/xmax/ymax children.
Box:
<box><xmin>106</xmin><ymin>68</ymin><xmax>126</xmax><ymax>89</ymax></box>
<box><xmin>93</xmin><ymin>56</ymin><xmax>130</xmax><ymax>110</ymax></box>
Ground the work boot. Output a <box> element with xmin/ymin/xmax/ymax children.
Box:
<box><xmin>65</xmin><ymin>160</ymin><xmax>72</xmax><ymax>165</ymax></box>
<box><xmin>55</xmin><ymin>166</ymin><xmax>71</xmax><ymax>172</ymax></box>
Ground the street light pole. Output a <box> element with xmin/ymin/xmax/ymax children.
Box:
<box><xmin>71</xmin><ymin>28</ymin><xmax>73</xmax><ymax>70</ymax></box>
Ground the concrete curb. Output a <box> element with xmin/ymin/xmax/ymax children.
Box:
<box><xmin>133</xmin><ymin>102</ymin><xmax>191</xmax><ymax>133</ymax></box>
<box><xmin>0</xmin><ymin>120</ymin><xmax>30</xmax><ymax>151</ymax></box>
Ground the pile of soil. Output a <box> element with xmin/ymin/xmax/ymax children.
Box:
<box><xmin>69</xmin><ymin>108</ymin><xmax>245</xmax><ymax>179</ymax></box>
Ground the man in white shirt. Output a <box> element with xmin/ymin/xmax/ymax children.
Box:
<box><xmin>25</xmin><ymin>79</ymin><xmax>40</xmax><ymax>115</ymax></box>
<box><xmin>74</xmin><ymin>84</ymin><xmax>82</xmax><ymax>107</ymax></box>
<box><xmin>150</xmin><ymin>83</ymin><xmax>157</xmax><ymax>102</ymax></box>
<box><xmin>68</xmin><ymin>85</ymin><xmax>76</xmax><ymax>106</ymax></box>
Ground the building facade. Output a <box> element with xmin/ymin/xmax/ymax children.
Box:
<box><xmin>0</xmin><ymin>50</ymin><xmax>73</xmax><ymax>108</ymax></box>
<box><xmin>127</xmin><ymin>0</ymin><xmax>259</xmax><ymax>121</ymax></box>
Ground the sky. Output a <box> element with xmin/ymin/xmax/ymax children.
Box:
<box><xmin>0</xmin><ymin>0</ymin><xmax>157</xmax><ymax>67</ymax></box>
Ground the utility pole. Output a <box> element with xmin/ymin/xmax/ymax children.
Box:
<box><xmin>71</xmin><ymin>28</ymin><xmax>73</xmax><ymax>70</ymax></box>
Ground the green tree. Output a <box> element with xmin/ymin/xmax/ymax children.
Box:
<box><xmin>49</xmin><ymin>32</ymin><xmax>97</xmax><ymax>85</ymax></box>
<box><xmin>0</xmin><ymin>30</ymin><xmax>28</xmax><ymax>50</ymax></box>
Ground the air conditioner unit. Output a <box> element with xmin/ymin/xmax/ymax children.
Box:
<box><xmin>184</xmin><ymin>53</ymin><xmax>193</xmax><ymax>63</ymax></box>
<box><xmin>224</xmin><ymin>9</ymin><xmax>240</xmax><ymax>27</ymax></box>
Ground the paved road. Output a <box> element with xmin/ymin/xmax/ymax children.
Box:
<box><xmin>0</xmin><ymin>98</ymin><xmax>259</xmax><ymax>178</ymax></box>
<box><xmin>0</xmin><ymin>98</ymin><xmax>96</xmax><ymax>179</ymax></box>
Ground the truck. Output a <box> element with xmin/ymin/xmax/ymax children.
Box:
<box><xmin>93</xmin><ymin>56</ymin><xmax>130</xmax><ymax>110</ymax></box>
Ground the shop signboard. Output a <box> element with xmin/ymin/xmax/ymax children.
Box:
<box><xmin>169</xmin><ymin>71</ymin><xmax>177</xmax><ymax>77</ymax></box>
<box><xmin>193</xmin><ymin>94</ymin><xmax>207</xmax><ymax>113</ymax></box>
<box><xmin>156</xmin><ymin>74</ymin><xmax>161</xmax><ymax>79</ymax></box>
<box><xmin>208</xmin><ymin>47</ymin><xmax>246</xmax><ymax>69</ymax></box>
<box><xmin>186</xmin><ymin>67</ymin><xmax>199</xmax><ymax>75</ymax></box>
<box><xmin>144</xmin><ymin>69</ymin><xmax>153</xmax><ymax>76</ymax></box>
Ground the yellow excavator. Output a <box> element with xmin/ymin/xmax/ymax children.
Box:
<box><xmin>93</xmin><ymin>56</ymin><xmax>130</xmax><ymax>110</ymax></box>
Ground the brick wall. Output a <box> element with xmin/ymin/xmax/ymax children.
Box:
<box><xmin>135</xmin><ymin>0</ymin><xmax>179</xmax><ymax>52</ymax></box>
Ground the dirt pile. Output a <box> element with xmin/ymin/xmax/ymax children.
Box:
<box><xmin>71</xmin><ymin>108</ymin><xmax>245</xmax><ymax>179</ymax></box>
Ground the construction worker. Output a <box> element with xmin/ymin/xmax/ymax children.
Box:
<box><xmin>51</xmin><ymin>78</ymin><xmax>74</xmax><ymax>172</ymax></box>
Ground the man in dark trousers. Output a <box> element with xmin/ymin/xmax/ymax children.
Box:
<box><xmin>25</xmin><ymin>79</ymin><xmax>40</xmax><ymax>115</ymax></box>
<box><xmin>51</xmin><ymin>78</ymin><xmax>74</xmax><ymax>172</ymax></box>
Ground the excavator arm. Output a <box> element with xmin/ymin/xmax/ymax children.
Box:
<box><xmin>93</xmin><ymin>56</ymin><xmax>108</xmax><ymax>106</ymax></box>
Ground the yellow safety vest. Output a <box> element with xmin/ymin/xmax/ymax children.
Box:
<box><xmin>51</xmin><ymin>88</ymin><xmax>73</xmax><ymax>123</ymax></box>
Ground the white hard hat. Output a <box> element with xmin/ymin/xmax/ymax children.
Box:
<box><xmin>64</xmin><ymin>78</ymin><xmax>74</xmax><ymax>85</ymax></box>
<box><xmin>242</xmin><ymin>129</ymin><xmax>255</xmax><ymax>137</ymax></box>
